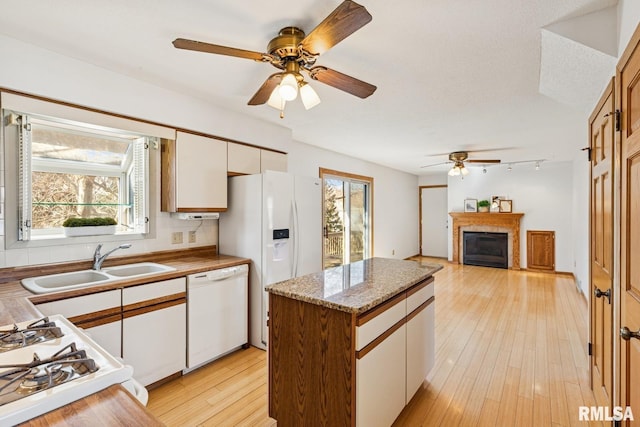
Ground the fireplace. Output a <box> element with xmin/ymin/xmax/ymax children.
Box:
<box><xmin>463</xmin><ymin>232</ymin><xmax>508</xmax><ymax>269</ymax></box>
<box><xmin>449</xmin><ymin>212</ymin><xmax>524</xmax><ymax>269</ymax></box>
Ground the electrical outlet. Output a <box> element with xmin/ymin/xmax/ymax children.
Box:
<box><xmin>189</xmin><ymin>231</ymin><xmax>196</xmax><ymax>243</ymax></box>
<box><xmin>171</xmin><ymin>231</ymin><xmax>183</xmax><ymax>244</ymax></box>
<box><xmin>392</xmin><ymin>249</ymin><xmax>395</xmax><ymax>256</ymax></box>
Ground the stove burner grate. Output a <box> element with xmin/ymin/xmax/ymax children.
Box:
<box><xmin>0</xmin><ymin>343</ymin><xmax>99</xmax><ymax>406</ymax></box>
<box><xmin>0</xmin><ymin>318</ymin><xmax>63</xmax><ymax>352</ymax></box>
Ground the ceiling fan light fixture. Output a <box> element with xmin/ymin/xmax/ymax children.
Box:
<box><xmin>299</xmin><ymin>82</ymin><xmax>321</xmax><ymax>110</ymax></box>
<box><xmin>278</xmin><ymin>73</ymin><xmax>299</xmax><ymax>101</ymax></box>
<box><xmin>461</xmin><ymin>165</ymin><xmax>469</xmax><ymax>176</ymax></box>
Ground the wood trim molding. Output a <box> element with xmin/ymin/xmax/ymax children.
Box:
<box><xmin>406</xmin><ymin>296</ymin><xmax>435</xmax><ymax>323</ymax></box>
<box><xmin>0</xmin><ymin>87</ymin><xmax>287</xmax><ymax>154</ymax></box>
<box><xmin>122</xmin><ymin>293</ymin><xmax>186</xmax><ymax>318</ymax></box>
<box><xmin>449</xmin><ymin>212</ymin><xmax>524</xmax><ymax>269</ymax></box>
<box><xmin>355</xmin><ymin>317</ymin><xmax>405</xmax><ymax>359</ymax></box>
<box><xmin>72</xmin><ymin>312</ymin><xmax>122</xmax><ymax>329</ymax></box>
<box><xmin>356</xmin><ymin>291</ymin><xmax>406</xmax><ymax>326</ymax></box>
<box><xmin>406</xmin><ymin>277</ymin><xmax>434</xmax><ymax>298</ymax></box>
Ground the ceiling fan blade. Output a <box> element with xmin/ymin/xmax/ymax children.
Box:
<box><xmin>309</xmin><ymin>66</ymin><xmax>376</xmax><ymax>98</ymax></box>
<box><xmin>248</xmin><ymin>74</ymin><xmax>283</xmax><ymax>105</ymax></box>
<box><xmin>466</xmin><ymin>159</ymin><xmax>501</xmax><ymax>164</ymax></box>
<box><xmin>173</xmin><ymin>38</ymin><xmax>266</xmax><ymax>61</ymax></box>
<box><xmin>299</xmin><ymin>0</ymin><xmax>372</xmax><ymax>56</ymax></box>
<box><xmin>420</xmin><ymin>161</ymin><xmax>450</xmax><ymax>169</ymax></box>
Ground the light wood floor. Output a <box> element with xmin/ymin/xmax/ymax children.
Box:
<box><xmin>147</xmin><ymin>259</ymin><xmax>600</xmax><ymax>426</ymax></box>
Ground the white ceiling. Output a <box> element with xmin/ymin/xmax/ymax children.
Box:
<box><xmin>0</xmin><ymin>0</ymin><xmax>619</xmax><ymax>175</ymax></box>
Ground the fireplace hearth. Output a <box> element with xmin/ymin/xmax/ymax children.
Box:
<box><xmin>463</xmin><ymin>231</ymin><xmax>508</xmax><ymax>269</ymax></box>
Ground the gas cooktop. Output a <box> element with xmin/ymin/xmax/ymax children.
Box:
<box><xmin>0</xmin><ymin>315</ymin><xmax>133</xmax><ymax>426</ymax></box>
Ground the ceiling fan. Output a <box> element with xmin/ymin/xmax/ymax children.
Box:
<box><xmin>421</xmin><ymin>151</ymin><xmax>501</xmax><ymax>176</ymax></box>
<box><xmin>172</xmin><ymin>0</ymin><xmax>377</xmax><ymax>117</ymax></box>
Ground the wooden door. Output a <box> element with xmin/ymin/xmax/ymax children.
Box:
<box><xmin>419</xmin><ymin>186</ymin><xmax>448</xmax><ymax>257</ymax></box>
<box><xmin>618</xmin><ymin>28</ymin><xmax>640</xmax><ymax>425</ymax></box>
<box><xmin>526</xmin><ymin>230</ymin><xmax>555</xmax><ymax>271</ymax></box>
<box><xmin>589</xmin><ymin>79</ymin><xmax>615</xmax><ymax>411</ymax></box>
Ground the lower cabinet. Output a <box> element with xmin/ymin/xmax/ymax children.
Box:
<box><xmin>34</xmin><ymin>289</ymin><xmax>122</xmax><ymax>357</ymax></box>
<box><xmin>406</xmin><ymin>299</ymin><xmax>435</xmax><ymax>398</ymax></box>
<box><xmin>356</xmin><ymin>324</ymin><xmax>407</xmax><ymax>427</ymax></box>
<box><xmin>122</xmin><ymin>278</ymin><xmax>187</xmax><ymax>387</ymax></box>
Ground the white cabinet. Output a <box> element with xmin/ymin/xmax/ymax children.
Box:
<box><xmin>228</xmin><ymin>142</ymin><xmax>261</xmax><ymax>175</ymax></box>
<box><xmin>34</xmin><ymin>290</ymin><xmax>122</xmax><ymax>357</ymax></box>
<box><xmin>260</xmin><ymin>149</ymin><xmax>287</xmax><ymax>172</ymax></box>
<box><xmin>406</xmin><ymin>301</ymin><xmax>435</xmax><ymax>398</ymax></box>
<box><xmin>161</xmin><ymin>131</ymin><xmax>227</xmax><ymax>212</ymax></box>
<box><xmin>122</xmin><ymin>278</ymin><xmax>187</xmax><ymax>386</ymax></box>
<box><xmin>356</xmin><ymin>324</ymin><xmax>406</xmax><ymax>427</ymax></box>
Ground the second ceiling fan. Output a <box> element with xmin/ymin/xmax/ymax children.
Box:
<box><xmin>172</xmin><ymin>0</ymin><xmax>377</xmax><ymax>117</ymax></box>
<box><xmin>421</xmin><ymin>151</ymin><xmax>501</xmax><ymax>176</ymax></box>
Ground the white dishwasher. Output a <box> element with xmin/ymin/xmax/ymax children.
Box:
<box><xmin>186</xmin><ymin>264</ymin><xmax>249</xmax><ymax>371</ymax></box>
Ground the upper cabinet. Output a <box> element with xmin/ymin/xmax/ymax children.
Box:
<box><xmin>161</xmin><ymin>131</ymin><xmax>228</xmax><ymax>212</ymax></box>
<box><xmin>260</xmin><ymin>149</ymin><xmax>288</xmax><ymax>173</ymax></box>
<box><xmin>228</xmin><ymin>142</ymin><xmax>261</xmax><ymax>175</ymax></box>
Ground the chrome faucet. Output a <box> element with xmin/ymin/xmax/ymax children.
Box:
<box><xmin>93</xmin><ymin>243</ymin><xmax>132</xmax><ymax>270</ymax></box>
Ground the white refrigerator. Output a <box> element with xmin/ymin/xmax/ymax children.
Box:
<box><xmin>219</xmin><ymin>171</ymin><xmax>322</xmax><ymax>349</ymax></box>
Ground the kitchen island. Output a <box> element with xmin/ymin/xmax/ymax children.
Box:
<box><xmin>266</xmin><ymin>257</ymin><xmax>442</xmax><ymax>427</ymax></box>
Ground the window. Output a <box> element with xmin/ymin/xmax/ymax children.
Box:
<box><xmin>12</xmin><ymin>112</ymin><xmax>150</xmax><ymax>240</ymax></box>
<box><xmin>320</xmin><ymin>168</ymin><xmax>373</xmax><ymax>268</ymax></box>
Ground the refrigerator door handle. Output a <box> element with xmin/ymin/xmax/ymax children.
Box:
<box><xmin>292</xmin><ymin>199</ymin><xmax>300</xmax><ymax>277</ymax></box>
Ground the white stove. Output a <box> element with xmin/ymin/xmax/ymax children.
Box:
<box><xmin>0</xmin><ymin>314</ymin><xmax>135</xmax><ymax>426</ymax></box>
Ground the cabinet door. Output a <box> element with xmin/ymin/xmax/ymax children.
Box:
<box><xmin>35</xmin><ymin>290</ymin><xmax>122</xmax><ymax>356</ymax></box>
<box><xmin>406</xmin><ymin>301</ymin><xmax>435</xmax><ymax>400</ymax></box>
<box><xmin>122</xmin><ymin>278</ymin><xmax>187</xmax><ymax>386</ymax></box>
<box><xmin>356</xmin><ymin>324</ymin><xmax>406</xmax><ymax>427</ymax></box>
<box><xmin>175</xmin><ymin>131</ymin><xmax>227</xmax><ymax>210</ymax></box>
<box><xmin>123</xmin><ymin>303</ymin><xmax>186</xmax><ymax>386</ymax></box>
<box><xmin>84</xmin><ymin>321</ymin><xmax>122</xmax><ymax>358</ymax></box>
<box><xmin>228</xmin><ymin>142</ymin><xmax>260</xmax><ymax>175</ymax></box>
<box><xmin>260</xmin><ymin>150</ymin><xmax>287</xmax><ymax>172</ymax></box>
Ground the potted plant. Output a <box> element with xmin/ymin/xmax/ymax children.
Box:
<box><xmin>62</xmin><ymin>217</ymin><xmax>117</xmax><ymax>237</ymax></box>
<box><xmin>477</xmin><ymin>200</ymin><xmax>490</xmax><ymax>212</ymax></box>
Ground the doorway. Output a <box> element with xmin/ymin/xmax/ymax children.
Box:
<box><xmin>320</xmin><ymin>168</ymin><xmax>373</xmax><ymax>269</ymax></box>
<box><xmin>420</xmin><ymin>185</ymin><xmax>448</xmax><ymax>258</ymax></box>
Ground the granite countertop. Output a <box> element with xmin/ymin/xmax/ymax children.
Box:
<box><xmin>266</xmin><ymin>257</ymin><xmax>443</xmax><ymax>314</ymax></box>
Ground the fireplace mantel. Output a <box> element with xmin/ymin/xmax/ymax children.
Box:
<box><xmin>449</xmin><ymin>212</ymin><xmax>524</xmax><ymax>269</ymax></box>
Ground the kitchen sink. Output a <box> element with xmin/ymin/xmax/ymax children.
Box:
<box><xmin>21</xmin><ymin>263</ymin><xmax>176</xmax><ymax>294</ymax></box>
<box><xmin>102</xmin><ymin>262</ymin><xmax>175</xmax><ymax>277</ymax></box>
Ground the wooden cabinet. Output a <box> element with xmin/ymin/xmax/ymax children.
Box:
<box><xmin>269</xmin><ymin>276</ymin><xmax>435</xmax><ymax>426</ymax></box>
<box><xmin>161</xmin><ymin>131</ymin><xmax>227</xmax><ymax>212</ymax></box>
<box><xmin>228</xmin><ymin>142</ymin><xmax>261</xmax><ymax>175</ymax></box>
<box><xmin>526</xmin><ymin>230</ymin><xmax>555</xmax><ymax>271</ymax></box>
<box><xmin>122</xmin><ymin>278</ymin><xmax>187</xmax><ymax>387</ymax></box>
<box><xmin>260</xmin><ymin>149</ymin><xmax>287</xmax><ymax>172</ymax></box>
<box><xmin>34</xmin><ymin>290</ymin><xmax>122</xmax><ymax>357</ymax></box>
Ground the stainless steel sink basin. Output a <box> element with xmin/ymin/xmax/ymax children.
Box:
<box><xmin>102</xmin><ymin>262</ymin><xmax>175</xmax><ymax>277</ymax></box>
<box><xmin>22</xmin><ymin>263</ymin><xmax>176</xmax><ymax>294</ymax></box>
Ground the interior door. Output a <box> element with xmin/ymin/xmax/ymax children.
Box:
<box><xmin>618</xmin><ymin>36</ymin><xmax>640</xmax><ymax>425</ymax></box>
<box><xmin>420</xmin><ymin>186</ymin><xmax>447</xmax><ymax>257</ymax></box>
<box><xmin>589</xmin><ymin>79</ymin><xmax>614</xmax><ymax>411</ymax></box>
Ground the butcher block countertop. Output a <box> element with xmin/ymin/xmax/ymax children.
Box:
<box><xmin>0</xmin><ymin>246</ymin><xmax>249</xmax><ymax>426</ymax></box>
<box><xmin>266</xmin><ymin>257</ymin><xmax>443</xmax><ymax>314</ymax></box>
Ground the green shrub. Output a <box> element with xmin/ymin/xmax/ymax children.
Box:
<box><xmin>478</xmin><ymin>200</ymin><xmax>490</xmax><ymax>208</ymax></box>
<box><xmin>62</xmin><ymin>217</ymin><xmax>117</xmax><ymax>227</ymax></box>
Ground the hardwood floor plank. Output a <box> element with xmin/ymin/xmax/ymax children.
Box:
<box><xmin>148</xmin><ymin>259</ymin><xmax>600</xmax><ymax>426</ymax></box>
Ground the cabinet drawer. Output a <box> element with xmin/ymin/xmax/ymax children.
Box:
<box><xmin>36</xmin><ymin>290</ymin><xmax>120</xmax><ymax>319</ymax></box>
<box><xmin>123</xmin><ymin>278</ymin><xmax>186</xmax><ymax>305</ymax></box>
<box><xmin>356</xmin><ymin>294</ymin><xmax>406</xmax><ymax>351</ymax></box>
<box><xmin>407</xmin><ymin>277</ymin><xmax>434</xmax><ymax>314</ymax></box>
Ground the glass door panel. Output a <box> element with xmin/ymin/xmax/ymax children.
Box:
<box><xmin>321</xmin><ymin>170</ymin><xmax>372</xmax><ymax>269</ymax></box>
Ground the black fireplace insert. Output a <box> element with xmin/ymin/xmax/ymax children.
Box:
<box><xmin>463</xmin><ymin>231</ymin><xmax>508</xmax><ymax>269</ymax></box>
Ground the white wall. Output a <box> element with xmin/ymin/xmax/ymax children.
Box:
<box><xmin>287</xmin><ymin>141</ymin><xmax>419</xmax><ymax>260</ymax></box>
<box><xmin>446</xmin><ymin>162</ymin><xmax>574</xmax><ymax>271</ymax></box>
<box><xmin>0</xmin><ymin>34</ymin><xmax>420</xmax><ymax>268</ymax></box>
<box><xmin>618</xmin><ymin>0</ymin><xmax>640</xmax><ymax>55</ymax></box>
<box><xmin>571</xmin><ymin>154</ymin><xmax>590</xmax><ymax>295</ymax></box>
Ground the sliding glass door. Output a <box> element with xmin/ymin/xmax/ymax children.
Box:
<box><xmin>321</xmin><ymin>169</ymin><xmax>372</xmax><ymax>269</ymax></box>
